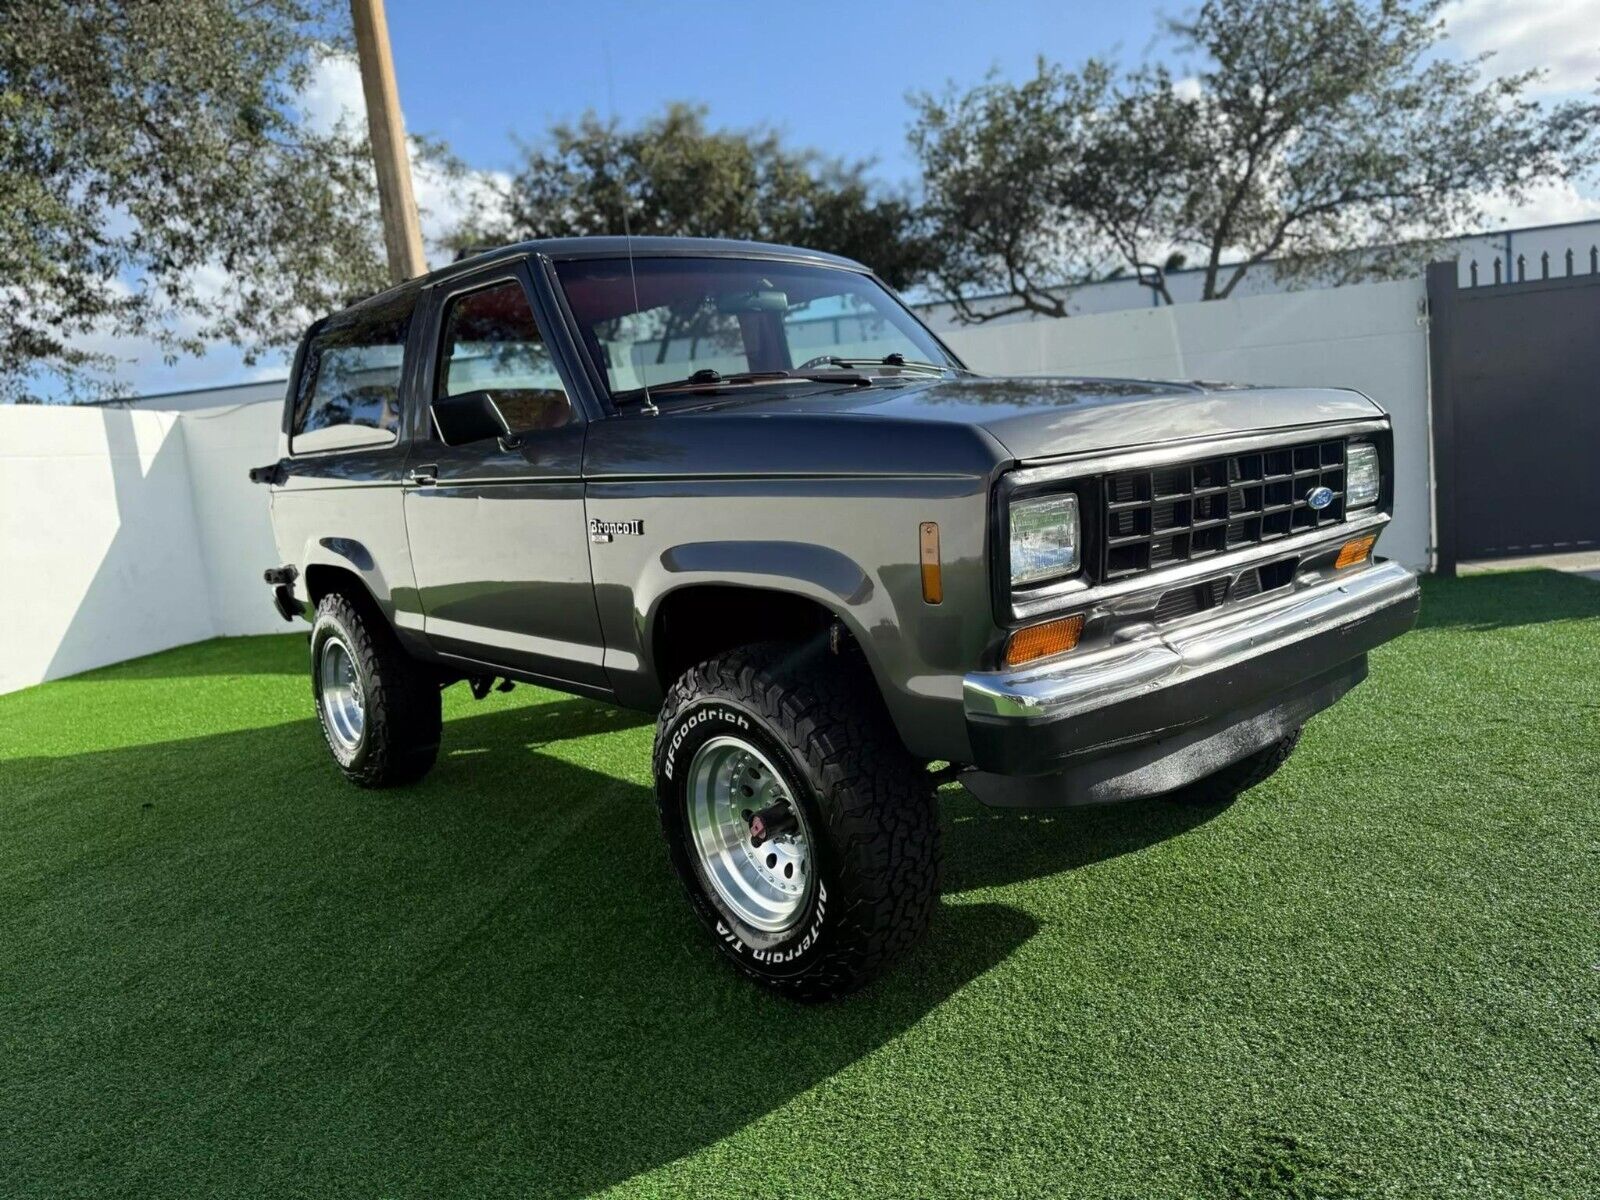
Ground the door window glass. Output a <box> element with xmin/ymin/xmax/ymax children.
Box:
<box><xmin>437</xmin><ymin>279</ymin><xmax>573</xmax><ymax>433</ymax></box>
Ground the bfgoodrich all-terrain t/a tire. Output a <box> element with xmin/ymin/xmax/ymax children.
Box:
<box><xmin>653</xmin><ymin>642</ymin><xmax>940</xmax><ymax>1002</ymax></box>
<box><xmin>1173</xmin><ymin>727</ymin><xmax>1303</xmax><ymax>805</ymax></box>
<box><xmin>309</xmin><ymin>592</ymin><xmax>442</xmax><ymax>788</ymax></box>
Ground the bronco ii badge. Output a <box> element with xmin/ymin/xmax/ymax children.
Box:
<box><xmin>589</xmin><ymin>517</ymin><xmax>644</xmax><ymax>543</ymax></box>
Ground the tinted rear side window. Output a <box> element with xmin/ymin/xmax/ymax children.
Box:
<box><xmin>291</xmin><ymin>291</ymin><xmax>415</xmax><ymax>454</ymax></box>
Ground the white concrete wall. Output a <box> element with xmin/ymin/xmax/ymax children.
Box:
<box><xmin>942</xmin><ymin>278</ymin><xmax>1434</xmax><ymax>574</ymax></box>
<box><xmin>178</xmin><ymin>401</ymin><xmax>289</xmax><ymax>637</ymax></box>
<box><xmin>0</xmin><ymin>401</ymin><xmax>291</xmax><ymax>695</ymax></box>
<box><xmin>0</xmin><ymin>407</ymin><xmax>219</xmax><ymax>693</ymax></box>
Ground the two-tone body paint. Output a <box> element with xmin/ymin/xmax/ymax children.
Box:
<box><xmin>260</xmin><ymin>235</ymin><xmax>1397</xmax><ymax>771</ymax></box>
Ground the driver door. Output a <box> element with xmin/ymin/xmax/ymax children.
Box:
<box><xmin>401</xmin><ymin>261</ymin><xmax>608</xmax><ymax>692</ymax></box>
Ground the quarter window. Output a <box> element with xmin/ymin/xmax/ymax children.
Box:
<box><xmin>436</xmin><ymin>279</ymin><xmax>573</xmax><ymax>433</ymax></box>
<box><xmin>290</xmin><ymin>292</ymin><xmax>413</xmax><ymax>454</ymax></box>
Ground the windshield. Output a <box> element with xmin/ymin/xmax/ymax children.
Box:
<box><xmin>552</xmin><ymin>256</ymin><xmax>958</xmax><ymax>401</ymax></box>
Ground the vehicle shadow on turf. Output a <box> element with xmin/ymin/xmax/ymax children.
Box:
<box><xmin>0</xmin><ymin>699</ymin><xmax>1035</xmax><ymax>1200</ymax></box>
<box><xmin>939</xmin><ymin>784</ymin><xmax>1231</xmax><ymax>895</ymax></box>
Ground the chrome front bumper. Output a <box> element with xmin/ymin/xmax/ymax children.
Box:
<box><xmin>961</xmin><ymin>560</ymin><xmax>1421</xmax><ymax>778</ymax></box>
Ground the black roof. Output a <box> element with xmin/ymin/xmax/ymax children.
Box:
<box><xmin>345</xmin><ymin>236</ymin><xmax>869</xmax><ymax>316</ymax></box>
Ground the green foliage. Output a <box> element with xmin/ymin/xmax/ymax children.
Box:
<box><xmin>910</xmin><ymin>0</ymin><xmax>1600</xmax><ymax>317</ymax></box>
<box><xmin>0</xmin><ymin>1</ymin><xmax>387</xmax><ymax>402</ymax></box>
<box><xmin>457</xmin><ymin>103</ymin><xmax>936</xmax><ymax>290</ymax></box>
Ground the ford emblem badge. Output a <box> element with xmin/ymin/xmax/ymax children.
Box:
<box><xmin>1307</xmin><ymin>486</ymin><xmax>1335</xmax><ymax>511</ymax></box>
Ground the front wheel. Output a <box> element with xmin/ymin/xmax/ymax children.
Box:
<box><xmin>310</xmin><ymin>592</ymin><xmax>441</xmax><ymax>788</ymax></box>
<box><xmin>653</xmin><ymin>643</ymin><xmax>940</xmax><ymax>1002</ymax></box>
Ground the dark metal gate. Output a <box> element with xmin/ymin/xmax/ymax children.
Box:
<box><xmin>1426</xmin><ymin>253</ymin><xmax>1600</xmax><ymax>573</ymax></box>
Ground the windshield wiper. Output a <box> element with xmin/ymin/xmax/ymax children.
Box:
<box><xmin>612</xmin><ymin>367</ymin><xmax>872</xmax><ymax>405</ymax></box>
<box><xmin>800</xmin><ymin>353</ymin><xmax>959</xmax><ymax>376</ymax></box>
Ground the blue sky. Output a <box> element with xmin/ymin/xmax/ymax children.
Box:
<box><xmin>384</xmin><ymin>0</ymin><xmax>1173</xmax><ymax>185</ymax></box>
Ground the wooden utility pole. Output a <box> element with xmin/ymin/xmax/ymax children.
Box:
<box><xmin>350</xmin><ymin>0</ymin><xmax>426</xmax><ymax>283</ymax></box>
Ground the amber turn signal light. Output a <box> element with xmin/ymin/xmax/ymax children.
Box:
<box><xmin>1004</xmin><ymin>613</ymin><xmax>1085</xmax><ymax>668</ymax></box>
<box><xmin>1335</xmin><ymin>534</ymin><xmax>1377</xmax><ymax>570</ymax></box>
<box><xmin>919</xmin><ymin>522</ymin><xmax>942</xmax><ymax>604</ymax></box>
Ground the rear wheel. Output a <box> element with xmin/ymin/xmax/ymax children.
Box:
<box><xmin>1173</xmin><ymin>728</ymin><xmax>1302</xmax><ymax>804</ymax></box>
<box><xmin>654</xmin><ymin>642</ymin><xmax>940</xmax><ymax>1002</ymax></box>
<box><xmin>310</xmin><ymin>592</ymin><xmax>441</xmax><ymax>787</ymax></box>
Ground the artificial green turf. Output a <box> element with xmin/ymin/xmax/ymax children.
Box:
<box><xmin>2</xmin><ymin>570</ymin><xmax>1596</xmax><ymax>1198</ymax></box>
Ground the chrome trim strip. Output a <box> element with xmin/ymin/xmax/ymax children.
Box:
<box><xmin>1007</xmin><ymin>418</ymin><xmax>1389</xmax><ymax>489</ymax></box>
<box><xmin>1012</xmin><ymin>509</ymin><xmax>1389</xmax><ymax>619</ymax></box>
<box><xmin>967</xmin><ymin>560</ymin><xmax>1418</xmax><ymax>721</ymax></box>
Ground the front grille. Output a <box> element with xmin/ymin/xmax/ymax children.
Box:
<box><xmin>1101</xmin><ymin>437</ymin><xmax>1347</xmax><ymax>581</ymax></box>
<box><xmin>1153</xmin><ymin>577</ymin><xmax>1229</xmax><ymax>624</ymax></box>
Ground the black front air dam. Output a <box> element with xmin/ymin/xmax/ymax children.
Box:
<box><xmin>962</xmin><ymin>575</ymin><xmax>1419</xmax><ymax>804</ymax></box>
<box><xmin>962</xmin><ymin>659</ymin><xmax>1362</xmax><ymax>807</ymax></box>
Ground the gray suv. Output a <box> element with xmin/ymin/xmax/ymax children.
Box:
<box><xmin>254</xmin><ymin>237</ymin><xmax>1419</xmax><ymax>1000</ymax></box>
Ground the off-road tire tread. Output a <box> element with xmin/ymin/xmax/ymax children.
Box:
<box><xmin>1176</xmin><ymin>728</ymin><xmax>1302</xmax><ymax>804</ymax></box>
<box><xmin>655</xmin><ymin>642</ymin><xmax>940</xmax><ymax>1002</ymax></box>
<box><xmin>313</xmin><ymin>592</ymin><xmax>441</xmax><ymax>788</ymax></box>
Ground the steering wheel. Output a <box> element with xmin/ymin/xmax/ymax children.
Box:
<box><xmin>795</xmin><ymin>355</ymin><xmax>850</xmax><ymax>371</ymax></box>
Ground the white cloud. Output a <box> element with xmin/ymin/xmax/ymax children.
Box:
<box><xmin>1441</xmin><ymin>0</ymin><xmax>1600</xmax><ymax>94</ymax></box>
<box><xmin>411</xmin><ymin>152</ymin><xmax>512</xmax><ymax>265</ymax></box>
<box><xmin>1473</xmin><ymin>177</ymin><xmax>1600</xmax><ymax>228</ymax></box>
<box><xmin>301</xmin><ymin>51</ymin><xmax>511</xmax><ymax>266</ymax></box>
<box><xmin>298</xmin><ymin>50</ymin><xmax>365</xmax><ymax>136</ymax></box>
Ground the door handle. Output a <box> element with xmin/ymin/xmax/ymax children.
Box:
<box><xmin>407</xmin><ymin>464</ymin><xmax>438</xmax><ymax>485</ymax></box>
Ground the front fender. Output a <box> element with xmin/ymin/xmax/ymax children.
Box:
<box><xmin>596</xmin><ymin>512</ymin><xmax>991</xmax><ymax>764</ymax></box>
<box><xmin>634</xmin><ymin>541</ymin><xmax>881</xmax><ymax>681</ymax></box>
<box><xmin>659</xmin><ymin>541</ymin><xmax>874</xmax><ymax>606</ymax></box>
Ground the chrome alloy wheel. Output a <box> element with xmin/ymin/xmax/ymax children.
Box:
<box><xmin>318</xmin><ymin>637</ymin><xmax>366</xmax><ymax>753</ymax></box>
<box><xmin>685</xmin><ymin>735</ymin><xmax>815</xmax><ymax>934</ymax></box>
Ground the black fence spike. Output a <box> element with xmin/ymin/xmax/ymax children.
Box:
<box><xmin>1516</xmin><ymin>253</ymin><xmax>1525</xmax><ymax>281</ymax></box>
<box><xmin>1541</xmin><ymin>250</ymin><xmax>1549</xmax><ymax>279</ymax></box>
<box><xmin>1493</xmin><ymin>258</ymin><xmax>1502</xmax><ymax>284</ymax></box>
<box><xmin>1567</xmin><ymin>247</ymin><xmax>1575</xmax><ymax>276</ymax></box>
<box><xmin>1469</xmin><ymin>259</ymin><xmax>1479</xmax><ymax>286</ymax></box>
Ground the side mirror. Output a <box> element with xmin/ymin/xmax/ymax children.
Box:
<box><xmin>432</xmin><ymin>390</ymin><xmax>511</xmax><ymax>446</ymax></box>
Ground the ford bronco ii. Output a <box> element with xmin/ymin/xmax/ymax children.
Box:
<box><xmin>253</xmin><ymin>237</ymin><xmax>1420</xmax><ymax>1000</ymax></box>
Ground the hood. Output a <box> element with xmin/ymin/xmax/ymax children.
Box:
<box><xmin>682</xmin><ymin>375</ymin><xmax>1385</xmax><ymax>462</ymax></box>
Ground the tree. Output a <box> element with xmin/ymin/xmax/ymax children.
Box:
<box><xmin>908</xmin><ymin>63</ymin><xmax>1113</xmax><ymax>321</ymax></box>
<box><xmin>453</xmin><ymin>104</ymin><xmax>934</xmax><ymax>290</ymax></box>
<box><xmin>0</xmin><ymin>1</ymin><xmax>387</xmax><ymax>402</ymax></box>
<box><xmin>1147</xmin><ymin>0</ymin><xmax>1600</xmax><ymax>300</ymax></box>
<box><xmin>910</xmin><ymin>0</ymin><xmax>1600</xmax><ymax>319</ymax></box>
